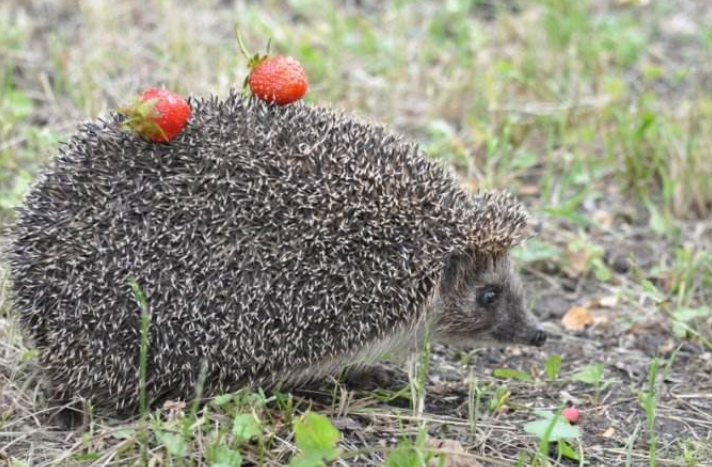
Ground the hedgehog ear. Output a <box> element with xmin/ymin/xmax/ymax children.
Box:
<box><xmin>467</xmin><ymin>191</ymin><xmax>530</xmax><ymax>255</ymax></box>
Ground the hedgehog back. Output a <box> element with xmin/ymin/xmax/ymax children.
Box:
<box><xmin>10</xmin><ymin>93</ymin><xmax>477</xmax><ymax>410</ymax></box>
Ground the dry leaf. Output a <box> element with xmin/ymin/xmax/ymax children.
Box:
<box><xmin>592</xmin><ymin>314</ymin><xmax>610</xmax><ymax>327</ymax></box>
<box><xmin>508</xmin><ymin>347</ymin><xmax>524</xmax><ymax>357</ymax></box>
<box><xmin>601</xmin><ymin>426</ymin><xmax>616</xmax><ymax>438</ymax></box>
<box><xmin>162</xmin><ymin>400</ymin><xmax>186</xmax><ymax>415</ymax></box>
<box><xmin>561</xmin><ymin>306</ymin><xmax>594</xmax><ymax>331</ymax></box>
<box><xmin>659</xmin><ymin>339</ymin><xmax>676</xmax><ymax>354</ymax></box>
<box><xmin>519</xmin><ymin>184</ymin><xmax>540</xmax><ymax>195</ymax></box>
<box><xmin>426</xmin><ymin>438</ymin><xmax>482</xmax><ymax>467</ymax></box>
<box><xmin>592</xmin><ymin>210</ymin><xmax>614</xmax><ymax>229</ymax></box>
<box><xmin>148</xmin><ymin>452</ymin><xmax>164</xmax><ymax>467</ymax></box>
<box><xmin>629</xmin><ymin>320</ymin><xmax>667</xmax><ymax>335</ymax></box>
<box><xmin>564</xmin><ymin>248</ymin><xmax>589</xmax><ymax>278</ymax></box>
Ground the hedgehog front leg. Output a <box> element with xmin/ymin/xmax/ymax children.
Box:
<box><xmin>340</xmin><ymin>363</ymin><xmax>408</xmax><ymax>390</ymax></box>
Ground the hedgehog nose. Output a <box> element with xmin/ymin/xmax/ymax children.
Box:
<box><xmin>530</xmin><ymin>329</ymin><xmax>548</xmax><ymax>347</ymax></box>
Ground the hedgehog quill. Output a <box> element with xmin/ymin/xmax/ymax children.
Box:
<box><xmin>9</xmin><ymin>91</ymin><xmax>546</xmax><ymax>413</ymax></box>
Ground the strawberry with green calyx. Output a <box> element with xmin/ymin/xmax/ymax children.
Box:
<box><xmin>118</xmin><ymin>88</ymin><xmax>191</xmax><ymax>143</ymax></box>
<box><xmin>235</xmin><ymin>27</ymin><xmax>308</xmax><ymax>106</ymax></box>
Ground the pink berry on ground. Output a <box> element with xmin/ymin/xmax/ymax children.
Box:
<box><xmin>562</xmin><ymin>407</ymin><xmax>580</xmax><ymax>424</ymax></box>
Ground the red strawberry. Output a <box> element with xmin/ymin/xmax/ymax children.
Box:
<box><xmin>235</xmin><ymin>29</ymin><xmax>308</xmax><ymax>105</ymax></box>
<box><xmin>249</xmin><ymin>56</ymin><xmax>308</xmax><ymax>105</ymax></box>
<box><xmin>118</xmin><ymin>88</ymin><xmax>191</xmax><ymax>143</ymax></box>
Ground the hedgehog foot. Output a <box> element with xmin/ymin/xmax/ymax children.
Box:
<box><xmin>46</xmin><ymin>400</ymin><xmax>87</xmax><ymax>431</ymax></box>
<box><xmin>342</xmin><ymin>363</ymin><xmax>407</xmax><ymax>390</ymax></box>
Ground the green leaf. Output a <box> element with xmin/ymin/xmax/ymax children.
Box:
<box><xmin>570</xmin><ymin>363</ymin><xmax>605</xmax><ymax>384</ymax></box>
<box><xmin>294</xmin><ymin>412</ymin><xmax>340</xmax><ymax>454</ymax></box>
<box><xmin>493</xmin><ymin>368</ymin><xmax>533</xmax><ymax>382</ymax></box>
<box><xmin>512</xmin><ymin>240</ymin><xmax>562</xmax><ymax>264</ymax></box>
<box><xmin>672</xmin><ymin>307</ymin><xmax>711</xmax><ymax>338</ymax></box>
<box><xmin>524</xmin><ymin>411</ymin><xmax>580</xmax><ymax>442</ymax></box>
<box><xmin>385</xmin><ymin>440</ymin><xmax>425</xmax><ymax>467</ymax></box>
<box><xmin>290</xmin><ymin>450</ymin><xmax>325</xmax><ymax>467</ymax></box>
<box><xmin>212</xmin><ymin>394</ymin><xmax>234</xmax><ymax>406</ymax></box>
<box><xmin>232</xmin><ymin>413</ymin><xmax>261</xmax><ymax>442</ymax></box>
<box><xmin>488</xmin><ymin>385</ymin><xmax>511</xmax><ymax>411</ymax></box>
<box><xmin>545</xmin><ymin>354</ymin><xmax>562</xmax><ymax>381</ymax></box>
<box><xmin>111</xmin><ymin>428</ymin><xmax>135</xmax><ymax>440</ymax></box>
<box><xmin>593</xmin><ymin>258</ymin><xmax>613</xmax><ymax>282</ymax></box>
<box><xmin>557</xmin><ymin>439</ymin><xmax>580</xmax><ymax>461</ymax></box>
<box><xmin>511</xmin><ymin>150</ymin><xmax>538</xmax><ymax>171</ymax></box>
<box><xmin>211</xmin><ymin>445</ymin><xmax>243</xmax><ymax>467</ymax></box>
<box><xmin>428</xmin><ymin>119</ymin><xmax>456</xmax><ymax>139</ymax></box>
<box><xmin>640</xmin><ymin>279</ymin><xmax>667</xmax><ymax>304</ymax></box>
<box><xmin>20</xmin><ymin>348</ymin><xmax>39</xmax><ymax>363</ymax></box>
<box><xmin>641</xmin><ymin>279</ymin><xmax>661</xmax><ymax>295</ymax></box>
<box><xmin>647</xmin><ymin>202</ymin><xmax>678</xmax><ymax>237</ymax></box>
<box><xmin>291</xmin><ymin>412</ymin><xmax>340</xmax><ymax>465</ymax></box>
<box><xmin>5</xmin><ymin>90</ymin><xmax>33</xmax><ymax>119</ymax></box>
<box><xmin>155</xmin><ymin>431</ymin><xmax>187</xmax><ymax>457</ymax></box>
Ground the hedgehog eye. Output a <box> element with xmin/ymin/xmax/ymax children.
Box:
<box><xmin>477</xmin><ymin>286</ymin><xmax>500</xmax><ymax>307</ymax></box>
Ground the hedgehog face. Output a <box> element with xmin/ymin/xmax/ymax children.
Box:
<box><xmin>434</xmin><ymin>252</ymin><xmax>547</xmax><ymax>348</ymax></box>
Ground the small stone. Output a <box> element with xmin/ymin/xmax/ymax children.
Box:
<box><xmin>611</xmin><ymin>256</ymin><xmax>630</xmax><ymax>274</ymax></box>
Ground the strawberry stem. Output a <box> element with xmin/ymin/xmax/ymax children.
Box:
<box><xmin>117</xmin><ymin>97</ymin><xmax>169</xmax><ymax>142</ymax></box>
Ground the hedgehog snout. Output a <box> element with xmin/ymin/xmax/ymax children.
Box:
<box><xmin>513</xmin><ymin>314</ymin><xmax>548</xmax><ymax>347</ymax></box>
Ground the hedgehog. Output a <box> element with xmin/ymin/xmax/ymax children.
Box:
<box><xmin>8</xmin><ymin>90</ymin><xmax>547</xmax><ymax>413</ymax></box>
